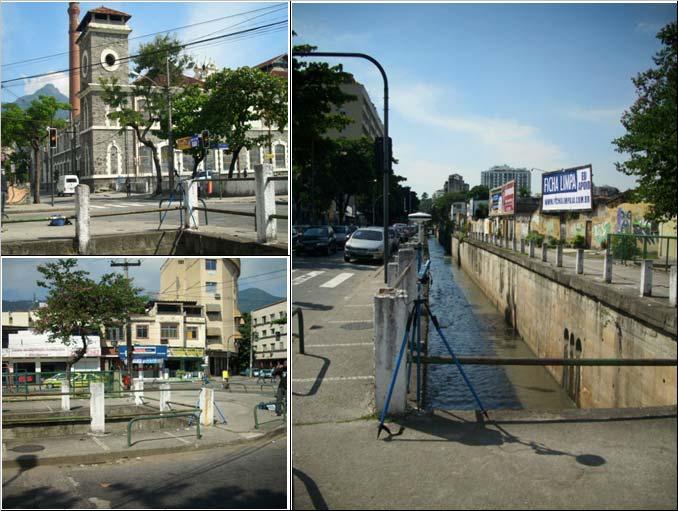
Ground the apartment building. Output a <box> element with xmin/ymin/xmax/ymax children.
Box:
<box><xmin>251</xmin><ymin>300</ymin><xmax>287</xmax><ymax>369</ymax></box>
<box><xmin>159</xmin><ymin>259</ymin><xmax>242</xmax><ymax>375</ymax></box>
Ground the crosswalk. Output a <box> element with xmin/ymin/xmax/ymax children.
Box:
<box><xmin>292</xmin><ymin>269</ymin><xmax>356</xmax><ymax>289</ymax></box>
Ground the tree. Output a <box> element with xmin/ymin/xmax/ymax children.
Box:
<box><xmin>236</xmin><ymin>312</ymin><xmax>252</xmax><ymax>372</ymax></box>
<box><xmin>613</xmin><ymin>22</ymin><xmax>677</xmax><ymax>222</ymax></box>
<box><xmin>203</xmin><ymin>67</ymin><xmax>288</xmax><ymax>178</ymax></box>
<box><xmin>1</xmin><ymin>97</ymin><xmax>70</xmax><ymax>204</ymax></box>
<box><xmin>101</xmin><ymin>35</ymin><xmax>192</xmax><ymax>195</ymax></box>
<box><xmin>467</xmin><ymin>185</ymin><xmax>489</xmax><ymax>200</ymax></box>
<box><xmin>328</xmin><ymin>137</ymin><xmax>376</xmax><ymax>224</ymax></box>
<box><xmin>518</xmin><ymin>186</ymin><xmax>531</xmax><ymax>199</ymax></box>
<box><xmin>32</xmin><ymin>259</ymin><xmax>147</xmax><ymax>382</ymax></box>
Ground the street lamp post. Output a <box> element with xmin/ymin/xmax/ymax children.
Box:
<box><xmin>249</xmin><ymin>332</ymin><xmax>258</xmax><ymax>378</ymax></box>
<box><xmin>294</xmin><ymin>50</ymin><xmax>390</xmax><ymax>283</ymax></box>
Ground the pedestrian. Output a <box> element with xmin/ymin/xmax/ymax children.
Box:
<box><xmin>272</xmin><ymin>361</ymin><xmax>287</xmax><ymax>416</ymax></box>
<box><xmin>125</xmin><ymin>177</ymin><xmax>131</xmax><ymax>199</ymax></box>
<box><xmin>243</xmin><ymin>167</ymin><xmax>248</xmax><ymax>179</ymax></box>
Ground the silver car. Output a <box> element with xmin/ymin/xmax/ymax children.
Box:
<box><xmin>344</xmin><ymin>227</ymin><xmax>387</xmax><ymax>262</ymax></box>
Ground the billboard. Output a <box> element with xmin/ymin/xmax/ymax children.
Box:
<box><xmin>541</xmin><ymin>165</ymin><xmax>593</xmax><ymax>212</ymax></box>
<box><xmin>6</xmin><ymin>333</ymin><xmax>101</xmax><ymax>358</ymax></box>
<box><xmin>119</xmin><ymin>345</ymin><xmax>168</xmax><ymax>364</ymax></box>
<box><xmin>489</xmin><ymin>186</ymin><xmax>503</xmax><ymax>216</ymax></box>
<box><xmin>502</xmin><ymin>180</ymin><xmax>515</xmax><ymax>215</ymax></box>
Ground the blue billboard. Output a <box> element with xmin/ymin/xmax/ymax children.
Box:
<box><xmin>118</xmin><ymin>345</ymin><xmax>168</xmax><ymax>364</ymax></box>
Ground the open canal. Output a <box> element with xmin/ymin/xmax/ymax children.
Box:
<box><xmin>425</xmin><ymin>239</ymin><xmax>576</xmax><ymax>410</ymax></box>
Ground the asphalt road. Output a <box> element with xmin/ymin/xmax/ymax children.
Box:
<box><xmin>2</xmin><ymin>196</ymin><xmax>288</xmax><ymax>242</ymax></box>
<box><xmin>2</xmin><ymin>435</ymin><xmax>287</xmax><ymax>509</ymax></box>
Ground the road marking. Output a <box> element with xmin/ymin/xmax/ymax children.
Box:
<box><xmin>90</xmin><ymin>435</ymin><xmax>110</xmax><ymax>451</ymax></box>
<box><xmin>293</xmin><ymin>376</ymin><xmax>374</xmax><ymax>383</ymax></box>
<box><xmin>67</xmin><ymin>476</ymin><xmax>80</xmax><ymax>487</ymax></box>
<box><xmin>90</xmin><ymin>205</ymin><xmax>107</xmax><ymax>209</ymax></box>
<box><xmin>292</xmin><ymin>270</ymin><xmax>325</xmax><ymax>286</ymax></box>
<box><xmin>163</xmin><ymin>431</ymin><xmax>191</xmax><ymax>444</ymax></box>
<box><xmin>320</xmin><ymin>272</ymin><xmax>354</xmax><ymax>288</ymax></box>
<box><xmin>109</xmin><ymin>204</ymin><xmax>128</xmax><ymax>208</ymax></box>
<box><xmin>305</xmin><ymin>342</ymin><xmax>373</xmax><ymax>348</ymax></box>
<box><xmin>129</xmin><ymin>203</ymin><xmax>147</xmax><ymax>207</ymax></box>
<box><xmin>327</xmin><ymin>320</ymin><xmax>373</xmax><ymax>324</ymax></box>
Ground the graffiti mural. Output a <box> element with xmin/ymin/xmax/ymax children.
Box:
<box><xmin>616</xmin><ymin>208</ymin><xmax>632</xmax><ymax>233</ymax></box>
<box><xmin>593</xmin><ymin>222</ymin><xmax>611</xmax><ymax>245</ymax></box>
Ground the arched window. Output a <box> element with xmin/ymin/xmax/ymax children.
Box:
<box><xmin>138</xmin><ymin>146</ymin><xmax>153</xmax><ymax>174</ymax></box>
<box><xmin>249</xmin><ymin>146</ymin><xmax>261</xmax><ymax>167</ymax></box>
<box><xmin>108</xmin><ymin>143</ymin><xmax>120</xmax><ymax>174</ymax></box>
<box><xmin>274</xmin><ymin>144</ymin><xmax>286</xmax><ymax>169</ymax></box>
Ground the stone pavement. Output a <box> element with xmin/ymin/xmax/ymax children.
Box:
<box><xmin>3</xmin><ymin>383</ymin><xmax>286</xmax><ymax>468</ymax></box>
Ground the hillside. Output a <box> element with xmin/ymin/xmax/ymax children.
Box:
<box><xmin>237</xmin><ymin>287</ymin><xmax>284</xmax><ymax>313</ymax></box>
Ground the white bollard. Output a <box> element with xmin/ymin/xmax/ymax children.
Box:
<box><xmin>398</xmin><ymin>248</ymin><xmax>417</xmax><ymax>307</ymax></box>
<box><xmin>183</xmin><ymin>179</ymin><xmax>199</xmax><ymax>230</ymax></box>
<box><xmin>134</xmin><ymin>379</ymin><xmax>144</xmax><ymax>405</ymax></box>
<box><xmin>199</xmin><ymin>387</ymin><xmax>215</xmax><ymax>426</ymax></box>
<box><xmin>520</xmin><ymin>239</ymin><xmax>525</xmax><ymax>254</ymax></box>
<box><xmin>670</xmin><ymin>265</ymin><xmax>677</xmax><ymax>306</ymax></box>
<box><xmin>90</xmin><ymin>382</ymin><xmax>105</xmax><ymax>434</ymax></box>
<box><xmin>512</xmin><ymin>236</ymin><xmax>517</xmax><ymax>252</ymax></box>
<box><xmin>374</xmin><ymin>288</ymin><xmax>408</xmax><ymax>415</ymax></box>
<box><xmin>159</xmin><ymin>383</ymin><xmax>171</xmax><ymax>412</ymax></box>
<box><xmin>576</xmin><ymin>249</ymin><xmax>584</xmax><ymax>274</ymax></box>
<box><xmin>387</xmin><ymin>261</ymin><xmax>399</xmax><ymax>288</ymax></box>
<box><xmin>556</xmin><ymin>244</ymin><xmax>563</xmax><ymax>267</ymax></box>
<box><xmin>61</xmin><ymin>379</ymin><xmax>71</xmax><ymax>411</ymax></box>
<box><xmin>254</xmin><ymin>163</ymin><xmax>277</xmax><ymax>243</ymax></box>
<box><xmin>542</xmin><ymin>243</ymin><xmax>548</xmax><ymax>262</ymax></box>
<box><xmin>603</xmin><ymin>253</ymin><xmax>613</xmax><ymax>283</ymax></box>
<box><xmin>75</xmin><ymin>184</ymin><xmax>90</xmax><ymax>255</ymax></box>
<box><xmin>640</xmin><ymin>260</ymin><xmax>653</xmax><ymax>296</ymax></box>
<box><xmin>529</xmin><ymin>240</ymin><xmax>535</xmax><ymax>258</ymax></box>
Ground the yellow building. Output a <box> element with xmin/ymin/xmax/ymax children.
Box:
<box><xmin>159</xmin><ymin>259</ymin><xmax>242</xmax><ymax>375</ymax></box>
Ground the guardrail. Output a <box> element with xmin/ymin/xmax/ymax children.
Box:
<box><xmin>227</xmin><ymin>382</ymin><xmax>277</xmax><ymax>393</ymax></box>
<box><xmin>127</xmin><ymin>412</ymin><xmax>201</xmax><ymax>447</ymax></box>
<box><xmin>292</xmin><ymin>307</ymin><xmax>305</xmax><ymax>354</ymax></box>
<box><xmin>253</xmin><ymin>402</ymin><xmax>286</xmax><ymax>429</ymax></box>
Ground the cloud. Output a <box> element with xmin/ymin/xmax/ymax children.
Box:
<box><xmin>22</xmin><ymin>71</ymin><xmax>70</xmax><ymax>97</ymax></box>
<box><xmin>635</xmin><ymin>22</ymin><xmax>662</xmax><ymax>35</ymax></box>
<box><xmin>561</xmin><ymin>107</ymin><xmax>624</xmax><ymax>123</ymax></box>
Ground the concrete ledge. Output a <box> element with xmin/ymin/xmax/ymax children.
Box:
<box><xmin>464</xmin><ymin>238</ymin><xmax>677</xmax><ymax>339</ymax></box>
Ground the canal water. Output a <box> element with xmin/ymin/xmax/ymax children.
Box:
<box><xmin>425</xmin><ymin>239</ymin><xmax>576</xmax><ymax>410</ymax></box>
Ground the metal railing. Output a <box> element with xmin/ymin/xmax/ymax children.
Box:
<box><xmin>292</xmin><ymin>307</ymin><xmax>305</xmax><ymax>354</ymax></box>
<box><xmin>253</xmin><ymin>401</ymin><xmax>286</xmax><ymax>429</ymax></box>
<box><xmin>607</xmin><ymin>233</ymin><xmax>677</xmax><ymax>266</ymax></box>
<box><xmin>414</xmin><ymin>356</ymin><xmax>678</xmax><ymax>367</ymax></box>
<box><xmin>127</xmin><ymin>411</ymin><xmax>201</xmax><ymax>447</ymax></box>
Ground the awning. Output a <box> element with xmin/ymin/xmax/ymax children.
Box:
<box><xmin>169</xmin><ymin>348</ymin><xmax>205</xmax><ymax>358</ymax></box>
<box><xmin>205</xmin><ymin>304</ymin><xmax>221</xmax><ymax>313</ymax></box>
<box><xmin>206</xmin><ymin>327</ymin><xmax>222</xmax><ymax>337</ymax></box>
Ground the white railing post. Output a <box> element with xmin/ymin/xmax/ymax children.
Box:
<box><xmin>61</xmin><ymin>379</ymin><xmax>71</xmax><ymax>411</ymax></box>
<box><xmin>90</xmin><ymin>382</ymin><xmax>105</xmax><ymax>434</ymax></box>
<box><xmin>556</xmin><ymin>244</ymin><xmax>563</xmax><ymax>267</ymax></box>
<box><xmin>520</xmin><ymin>238</ymin><xmax>525</xmax><ymax>254</ymax></box>
<box><xmin>670</xmin><ymin>265</ymin><xmax>677</xmax><ymax>306</ymax></box>
<box><xmin>75</xmin><ymin>184</ymin><xmax>90</xmax><ymax>255</ymax></box>
<box><xmin>640</xmin><ymin>260</ymin><xmax>653</xmax><ymax>297</ymax></box>
<box><xmin>529</xmin><ymin>240</ymin><xmax>535</xmax><ymax>258</ymax></box>
<box><xmin>576</xmin><ymin>249</ymin><xmax>584</xmax><ymax>274</ymax></box>
<box><xmin>603</xmin><ymin>252</ymin><xmax>613</xmax><ymax>283</ymax></box>
<box><xmin>374</xmin><ymin>288</ymin><xmax>408</xmax><ymax>415</ymax></box>
<box><xmin>183</xmin><ymin>179</ymin><xmax>199</xmax><ymax>230</ymax></box>
<box><xmin>199</xmin><ymin>387</ymin><xmax>215</xmax><ymax>426</ymax></box>
<box><xmin>542</xmin><ymin>242</ymin><xmax>548</xmax><ymax>262</ymax></box>
<box><xmin>387</xmin><ymin>261</ymin><xmax>399</xmax><ymax>288</ymax></box>
<box><xmin>255</xmin><ymin>163</ymin><xmax>277</xmax><ymax>243</ymax></box>
<box><xmin>159</xmin><ymin>383</ymin><xmax>171</xmax><ymax>412</ymax></box>
<box><xmin>134</xmin><ymin>379</ymin><xmax>144</xmax><ymax>406</ymax></box>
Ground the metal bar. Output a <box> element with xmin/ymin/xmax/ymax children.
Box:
<box><xmin>193</xmin><ymin>207</ymin><xmax>255</xmax><ymax>217</ymax></box>
<box><xmin>92</xmin><ymin>207</ymin><xmax>181</xmax><ymax>219</ymax></box>
<box><xmin>416</xmin><ymin>356</ymin><xmax>678</xmax><ymax>366</ymax></box>
<box><xmin>267</xmin><ymin>176</ymin><xmax>287</xmax><ymax>182</ymax></box>
<box><xmin>3</xmin><ymin>215</ymin><xmax>76</xmax><ymax>224</ymax></box>
<box><xmin>127</xmin><ymin>412</ymin><xmax>200</xmax><ymax>447</ymax></box>
<box><xmin>165</xmin><ymin>400</ymin><xmax>200</xmax><ymax>409</ymax></box>
<box><xmin>293</xmin><ymin>307</ymin><xmax>304</xmax><ymax>354</ymax></box>
<box><xmin>268</xmin><ymin>214</ymin><xmax>288</xmax><ymax>220</ymax></box>
<box><xmin>3</xmin><ymin>416</ymin><xmax>92</xmax><ymax>424</ymax></box>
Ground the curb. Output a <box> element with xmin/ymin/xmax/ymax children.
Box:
<box><xmin>2</xmin><ymin>426</ymin><xmax>286</xmax><ymax>469</ymax></box>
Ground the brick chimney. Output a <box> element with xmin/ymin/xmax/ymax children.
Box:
<box><xmin>68</xmin><ymin>2</ymin><xmax>80</xmax><ymax>117</ymax></box>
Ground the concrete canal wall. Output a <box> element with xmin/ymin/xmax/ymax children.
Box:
<box><xmin>451</xmin><ymin>236</ymin><xmax>676</xmax><ymax>408</ymax></box>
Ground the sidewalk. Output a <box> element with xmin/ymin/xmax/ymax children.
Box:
<box><xmin>2</xmin><ymin>385</ymin><xmax>286</xmax><ymax>468</ymax></box>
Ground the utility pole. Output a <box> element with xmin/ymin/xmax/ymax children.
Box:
<box><xmin>166</xmin><ymin>56</ymin><xmax>175</xmax><ymax>191</ymax></box>
<box><xmin>249</xmin><ymin>332</ymin><xmax>257</xmax><ymax>377</ymax></box>
<box><xmin>110</xmin><ymin>259</ymin><xmax>141</xmax><ymax>378</ymax></box>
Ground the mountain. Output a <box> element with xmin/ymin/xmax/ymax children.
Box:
<box><xmin>13</xmin><ymin>84</ymin><xmax>70</xmax><ymax>120</ymax></box>
<box><xmin>2</xmin><ymin>300</ymin><xmax>37</xmax><ymax>312</ymax></box>
<box><xmin>237</xmin><ymin>288</ymin><xmax>284</xmax><ymax>313</ymax></box>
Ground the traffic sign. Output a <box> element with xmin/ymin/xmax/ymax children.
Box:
<box><xmin>176</xmin><ymin>137</ymin><xmax>192</xmax><ymax>150</ymax></box>
<box><xmin>190</xmin><ymin>136</ymin><xmax>201</xmax><ymax>148</ymax></box>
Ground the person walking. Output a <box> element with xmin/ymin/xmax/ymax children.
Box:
<box><xmin>272</xmin><ymin>361</ymin><xmax>287</xmax><ymax>416</ymax></box>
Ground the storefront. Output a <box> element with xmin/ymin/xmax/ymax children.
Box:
<box><xmin>165</xmin><ymin>347</ymin><xmax>205</xmax><ymax>377</ymax></box>
<box><xmin>118</xmin><ymin>345</ymin><xmax>168</xmax><ymax>378</ymax></box>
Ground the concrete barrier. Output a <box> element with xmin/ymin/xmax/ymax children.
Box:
<box><xmin>255</xmin><ymin>163</ymin><xmax>277</xmax><ymax>243</ymax></box>
<box><xmin>556</xmin><ymin>244</ymin><xmax>563</xmax><ymax>267</ymax></box>
<box><xmin>603</xmin><ymin>253</ymin><xmax>613</xmax><ymax>283</ymax></box>
<box><xmin>200</xmin><ymin>387</ymin><xmax>215</xmax><ymax>426</ymax></box>
<box><xmin>90</xmin><ymin>382</ymin><xmax>105</xmax><ymax>434</ymax></box>
<box><xmin>542</xmin><ymin>243</ymin><xmax>548</xmax><ymax>262</ymax></box>
<box><xmin>576</xmin><ymin>249</ymin><xmax>584</xmax><ymax>274</ymax></box>
<box><xmin>640</xmin><ymin>260</ymin><xmax>653</xmax><ymax>297</ymax></box>
<box><xmin>183</xmin><ymin>179</ymin><xmax>199</xmax><ymax>230</ymax></box>
<box><xmin>159</xmin><ymin>383</ymin><xmax>171</xmax><ymax>412</ymax></box>
<box><xmin>134</xmin><ymin>379</ymin><xmax>144</xmax><ymax>406</ymax></box>
<box><xmin>671</xmin><ymin>265</ymin><xmax>677</xmax><ymax>306</ymax></box>
<box><xmin>61</xmin><ymin>380</ymin><xmax>70</xmax><ymax>411</ymax></box>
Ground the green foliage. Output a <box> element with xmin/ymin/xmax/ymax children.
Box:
<box><xmin>525</xmin><ymin>231</ymin><xmax>545</xmax><ymax>245</ymax></box>
<box><xmin>611</xmin><ymin>235</ymin><xmax>640</xmax><ymax>261</ymax></box>
<box><xmin>430</xmin><ymin>192</ymin><xmax>466</xmax><ymax>224</ymax></box>
<box><xmin>236</xmin><ymin>312</ymin><xmax>252</xmax><ymax>371</ymax></box>
<box><xmin>518</xmin><ymin>186</ymin><xmax>531</xmax><ymax>199</ymax></box>
<box><xmin>467</xmin><ymin>185</ymin><xmax>489</xmax><ymax>200</ymax></box>
<box><xmin>570</xmin><ymin>234</ymin><xmax>587</xmax><ymax>249</ymax></box>
<box><xmin>32</xmin><ymin>259</ymin><xmax>148</xmax><ymax>372</ymax></box>
<box><xmin>613</xmin><ymin>22</ymin><xmax>677</xmax><ymax>222</ymax></box>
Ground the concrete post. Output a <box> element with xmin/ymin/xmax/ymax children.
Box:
<box><xmin>542</xmin><ymin>243</ymin><xmax>548</xmax><ymax>262</ymax></box>
<box><xmin>529</xmin><ymin>240</ymin><xmax>535</xmax><ymax>258</ymax></box>
<box><xmin>61</xmin><ymin>379</ymin><xmax>70</xmax><ymax>411</ymax></box>
<box><xmin>576</xmin><ymin>249</ymin><xmax>584</xmax><ymax>274</ymax></box>
<box><xmin>90</xmin><ymin>382</ymin><xmax>105</xmax><ymax>434</ymax></box>
<box><xmin>556</xmin><ymin>244</ymin><xmax>563</xmax><ymax>267</ymax></box>
<box><xmin>640</xmin><ymin>260</ymin><xmax>653</xmax><ymax>297</ymax></box>
<box><xmin>397</xmin><ymin>248</ymin><xmax>416</xmax><ymax>307</ymax></box>
<box><xmin>387</xmin><ymin>261</ymin><xmax>399</xmax><ymax>288</ymax></box>
<box><xmin>254</xmin><ymin>163</ymin><xmax>276</xmax><ymax>243</ymax></box>
<box><xmin>520</xmin><ymin>239</ymin><xmax>525</xmax><ymax>254</ymax></box>
<box><xmin>418</xmin><ymin>223</ymin><xmax>424</xmax><ymax>245</ymax></box>
<box><xmin>134</xmin><ymin>379</ymin><xmax>144</xmax><ymax>406</ymax></box>
<box><xmin>670</xmin><ymin>265</ymin><xmax>677</xmax><ymax>306</ymax></box>
<box><xmin>183</xmin><ymin>179</ymin><xmax>199</xmax><ymax>230</ymax></box>
<box><xmin>75</xmin><ymin>184</ymin><xmax>90</xmax><ymax>255</ymax></box>
<box><xmin>603</xmin><ymin>253</ymin><xmax>613</xmax><ymax>283</ymax></box>
<box><xmin>159</xmin><ymin>383</ymin><xmax>171</xmax><ymax>412</ymax></box>
<box><xmin>512</xmin><ymin>236</ymin><xmax>517</xmax><ymax>252</ymax></box>
<box><xmin>374</xmin><ymin>288</ymin><xmax>408</xmax><ymax>415</ymax></box>
<box><xmin>199</xmin><ymin>387</ymin><xmax>215</xmax><ymax>426</ymax></box>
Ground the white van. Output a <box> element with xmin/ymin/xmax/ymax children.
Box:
<box><xmin>56</xmin><ymin>175</ymin><xmax>79</xmax><ymax>196</ymax></box>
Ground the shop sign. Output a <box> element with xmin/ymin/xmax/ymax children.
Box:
<box><xmin>502</xmin><ymin>180</ymin><xmax>515</xmax><ymax>215</ymax></box>
<box><xmin>118</xmin><ymin>345</ymin><xmax>168</xmax><ymax>364</ymax></box>
<box><xmin>169</xmin><ymin>348</ymin><xmax>205</xmax><ymax>358</ymax></box>
<box><xmin>6</xmin><ymin>333</ymin><xmax>101</xmax><ymax>358</ymax></box>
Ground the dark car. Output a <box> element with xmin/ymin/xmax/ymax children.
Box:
<box><xmin>292</xmin><ymin>225</ymin><xmax>308</xmax><ymax>251</ymax></box>
<box><xmin>332</xmin><ymin>225</ymin><xmax>351</xmax><ymax>248</ymax></box>
<box><xmin>297</xmin><ymin>226</ymin><xmax>337</xmax><ymax>255</ymax></box>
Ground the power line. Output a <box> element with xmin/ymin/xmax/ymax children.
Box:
<box><xmin>1</xmin><ymin>4</ymin><xmax>287</xmax><ymax>69</ymax></box>
<box><xmin>1</xmin><ymin>21</ymin><xmax>288</xmax><ymax>86</ymax></box>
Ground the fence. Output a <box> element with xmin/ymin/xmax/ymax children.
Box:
<box><xmin>2</xmin><ymin>370</ymin><xmax>118</xmax><ymax>399</ymax></box>
<box><xmin>607</xmin><ymin>233</ymin><xmax>677</xmax><ymax>267</ymax></box>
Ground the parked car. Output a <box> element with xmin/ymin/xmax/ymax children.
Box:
<box><xmin>56</xmin><ymin>175</ymin><xmax>79</xmax><ymax>196</ymax></box>
<box><xmin>388</xmin><ymin>228</ymin><xmax>400</xmax><ymax>252</ymax></box>
<box><xmin>297</xmin><ymin>226</ymin><xmax>337</xmax><ymax>255</ymax></box>
<box><xmin>332</xmin><ymin>225</ymin><xmax>351</xmax><ymax>249</ymax></box>
<box><xmin>259</xmin><ymin>368</ymin><xmax>274</xmax><ymax>379</ymax></box>
<box><xmin>292</xmin><ymin>225</ymin><xmax>308</xmax><ymax>252</ymax></box>
<box><xmin>344</xmin><ymin>226</ymin><xmax>386</xmax><ymax>263</ymax></box>
<box><xmin>392</xmin><ymin>223</ymin><xmax>409</xmax><ymax>243</ymax></box>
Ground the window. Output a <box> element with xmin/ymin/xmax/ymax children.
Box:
<box><xmin>139</xmin><ymin>146</ymin><xmax>153</xmax><ymax>173</ymax></box>
<box><xmin>106</xmin><ymin>326</ymin><xmax>122</xmax><ymax>341</ymax></box>
<box><xmin>262</xmin><ymin>330</ymin><xmax>267</xmax><ymax>337</ymax></box>
<box><xmin>136</xmin><ymin>325</ymin><xmax>148</xmax><ymax>339</ymax></box>
<box><xmin>205</xmin><ymin>282</ymin><xmax>217</xmax><ymax>294</ymax></box>
<box><xmin>249</xmin><ymin>146</ymin><xmax>261</xmax><ymax>167</ymax></box>
<box><xmin>160</xmin><ymin>323</ymin><xmax>178</xmax><ymax>339</ymax></box>
<box><xmin>205</xmin><ymin>259</ymin><xmax>217</xmax><ymax>271</ymax></box>
<box><xmin>182</xmin><ymin>153</ymin><xmax>193</xmax><ymax>174</ymax></box>
<box><xmin>186</xmin><ymin>327</ymin><xmax>198</xmax><ymax>340</ymax></box>
<box><xmin>204</xmin><ymin>149</ymin><xmax>215</xmax><ymax>171</ymax></box>
<box><xmin>274</xmin><ymin>144</ymin><xmax>286</xmax><ymax>168</ymax></box>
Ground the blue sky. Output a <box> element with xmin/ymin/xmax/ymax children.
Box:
<box><xmin>1</xmin><ymin>258</ymin><xmax>287</xmax><ymax>302</ymax></box>
<box><xmin>293</xmin><ymin>2</ymin><xmax>676</xmax><ymax>196</ymax></box>
<box><xmin>1</xmin><ymin>1</ymin><xmax>287</xmax><ymax>101</ymax></box>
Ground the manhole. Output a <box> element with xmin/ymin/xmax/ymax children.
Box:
<box><xmin>340</xmin><ymin>322</ymin><xmax>373</xmax><ymax>331</ymax></box>
<box><xmin>10</xmin><ymin>444</ymin><xmax>45</xmax><ymax>453</ymax></box>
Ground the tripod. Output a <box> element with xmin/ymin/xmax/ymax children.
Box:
<box><xmin>377</xmin><ymin>251</ymin><xmax>489</xmax><ymax>439</ymax></box>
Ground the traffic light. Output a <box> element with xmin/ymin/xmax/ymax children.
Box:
<box><xmin>201</xmin><ymin>130</ymin><xmax>210</xmax><ymax>149</ymax></box>
<box><xmin>374</xmin><ymin>136</ymin><xmax>392</xmax><ymax>173</ymax></box>
<box><xmin>48</xmin><ymin>128</ymin><xmax>57</xmax><ymax>148</ymax></box>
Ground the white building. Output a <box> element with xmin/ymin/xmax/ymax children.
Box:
<box><xmin>251</xmin><ymin>300</ymin><xmax>287</xmax><ymax>369</ymax></box>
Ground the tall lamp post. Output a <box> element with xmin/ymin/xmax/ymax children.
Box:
<box><xmin>294</xmin><ymin>50</ymin><xmax>391</xmax><ymax>283</ymax></box>
<box><xmin>249</xmin><ymin>332</ymin><xmax>258</xmax><ymax>378</ymax></box>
